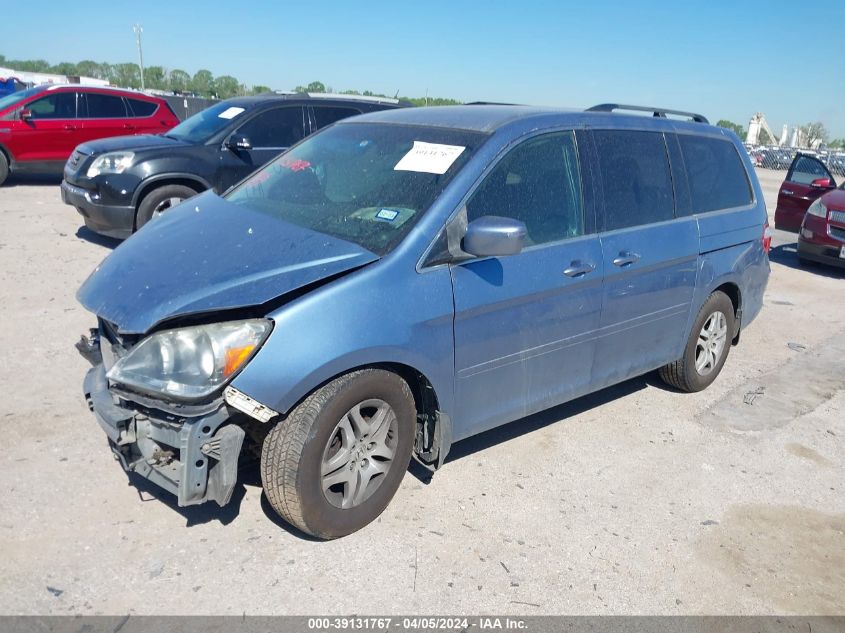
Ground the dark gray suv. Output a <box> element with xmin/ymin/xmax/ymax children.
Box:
<box><xmin>61</xmin><ymin>93</ymin><xmax>406</xmax><ymax>238</ymax></box>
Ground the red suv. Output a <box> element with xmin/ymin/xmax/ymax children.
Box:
<box><xmin>0</xmin><ymin>84</ymin><xmax>179</xmax><ymax>186</ymax></box>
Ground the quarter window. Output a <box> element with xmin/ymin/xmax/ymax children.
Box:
<box><xmin>593</xmin><ymin>130</ymin><xmax>674</xmax><ymax>231</ymax></box>
<box><xmin>27</xmin><ymin>92</ymin><xmax>77</xmax><ymax>119</ymax></box>
<box><xmin>84</xmin><ymin>93</ymin><xmax>127</xmax><ymax>118</ymax></box>
<box><xmin>127</xmin><ymin>98</ymin><xmax>158</xmax><ymax>117</ymax></box>
<box><xmin>678</xmin><ymin>135</ymin><xmax>752</xmax><ymax>213</ymax></box>
<box><xmin>466</xmin><ymin>131</ymin><xmax>584</xmax><ymax>246</ymax></box>
<box><xmin>237</xmin><ymin>107</ymin><xmax>305</xmax><ymax>148</ymax></box>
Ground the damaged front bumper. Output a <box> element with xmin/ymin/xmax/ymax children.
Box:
<box><xmin>83</xmin><ymin>363</ymin><xmax>246</xmax><ymax>507</ymax></box>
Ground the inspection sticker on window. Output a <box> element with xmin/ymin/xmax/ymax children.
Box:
<box><xmin>218</xmin><ymin>106</ymin><xmax>245</xmax><ymax>120</ymax></box>
<box><xmin>394</xmin><ymin>141</ymin><xmax>465</xmax><ymax>175</ymax></box>
<box><xmin>376</xmin><ymin>208</ymin><xmax>400</xmax><ymax>221</ymax></box>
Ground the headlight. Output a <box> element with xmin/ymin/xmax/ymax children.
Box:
<box><xmin>806</xmin><ymin>198</ymin><xmax>828</xmax><ymax>218</ymax></box>
<box><xmin>106</xmin><ymin>319</ymin><xmax>272</xmax><ymax>400</ymax></box>
<box><xmin>87</xmin><ymin>151</ymin><xmax>135</xmax><ymax>178</ymax></box>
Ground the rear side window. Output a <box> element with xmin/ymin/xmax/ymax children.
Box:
<box><xmin>678</xmin><ymin>135</ymin><xmax>752</xmax><ymax>212</ymax></box>
<box><xmin>237</xmin><ymin>106</ymin><xmax>305</xmax><ymax>148</ymax></box>
<box><xmin>593</xmin><ymin>130</ymin><xmax>674</xmax><ymax>231</ymax></box>
<box><xmin>27</xmin><ymin>92</ymin><xmax>77</xmax><ymax>119</ymax></box>
<box><xmin>127</xmin><ymin>98</ymin><xmax>158</xmax><ymax>117</ymax></box>
<box><xmin>788</xmin><ymin>155</ymin><xmax>832</xmax><ymax>185</ymax></box>
<box><xmin>313</xmin><ymin>106</ymin><xmax>362</xmax><ymax>130</ymax></box>
<box><xmin>466</xmin><ymin>131</ymin><xmax>584</xmax><ymax>246</ymax></box>
<box><xmin>84</xmin><ymin>93</ymin><xmax>127</xmax><ymax>118</ymax></box>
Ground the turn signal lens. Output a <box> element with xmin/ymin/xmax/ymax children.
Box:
<box><xmin>762</xmin><ymin>221</ymin><xmax>773</xmax><ymax>254</ymax></box>
<box><xmin>224</xmin><ymin>344</ymin><xmax>256</xmax><ymax>377</ymax></box>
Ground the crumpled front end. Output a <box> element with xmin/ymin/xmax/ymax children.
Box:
<box><xmin>79</xmin><ymin>328</ymin><xmax>249</xmax><ymax>507</ymax></box>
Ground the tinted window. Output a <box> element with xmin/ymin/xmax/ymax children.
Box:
<box><xmin>788</xmin><ymin>155</ymin><xmax>832</xmax><ymax>185</ymax></box>
<box><xmin>466</xmin><ymin>132</ymin><xmax>584</xmax><ymax>246</ymax></box>
<box><xmin>594</xmin><ymin>130</ymin><xmax>674</xmax><ymax>231</ymax></box>
<box><xmin>237</xmin><ymin>107</ymin><xmax>305</xmax><ymax>148</ymax></box>
<box><xmin>27</xmin><ymin>92</ymin><xmax>77</xmax><ymax>119</ymax></box>
<box><xmin>127</xmin><ymin>98</ymin><xmax>157</xmax><ymax>117</ymax></box>
<box><xmin>165</xmin><ymin>101</ymin><xmax>250</xmax><ymax>143</ymax></box>
<box><xmin>313</xmin><ymin>106</ymin><xmax>362</xmax><ymax>130</ymax></box>
<box><xmin>84</xmin><ymin>93</ymin><xmax>127</xmax><ymax>118</ymax></box>
<box><xmin>678</xmin><ymin>135</ymin><xmax>752</xmax><ymax>213</ymax></box>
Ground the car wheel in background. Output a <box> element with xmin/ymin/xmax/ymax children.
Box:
<box><xmin>261</xmin><ymin>369</ymin><xmax>416</xmax><ymax>539</ymax></box>
<box><xmin>0</xmin><ymin>152</ymin><xmax>8</xmax><ymax>186</ymax></box>
<box><xmin>659</xmin><ymin>291</ymin><xmax>735</xmax><ymax>392</ymax></box>
<box><xmin>135</xmin><ymin>184</ymin><xmax>199</xmax><ymax>231</ymax></box>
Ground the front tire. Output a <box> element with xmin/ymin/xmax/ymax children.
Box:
<box><xmin>135</xmin><ymin>184</ymin><xmax>198</xmax><ymax>231</ymax></box>
<box><xmin>659</xmin><ymin>291</ymin><xmax>735</xmax><ymax>392</ymax></box>
<box><xmin>261</xmin><ymin>369</ymin><xmax>416</xmax><ymax>539</ymax></box>
<box><xmin>0</xmin><ymin>152</ymin><xmax>9</xmax><ymax>187</ymax></box>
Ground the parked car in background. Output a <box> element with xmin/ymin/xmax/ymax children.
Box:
<box><xmin>61</xmin><ymin>93</ymin><xmax>407</xmax><ymax>238</ymax></box>
<box><xmin>75</xmin><ymin>103</ymin><xmax>770</xmax><ymax>538</ymax></box>
<box><xmin>788</xmin><ymin>158</ymin><xmax>845</xmax><ymax>268</ymax></box>
<box><xmin>774</xmin><ymin>153</ymin><xmax>838</xmax><ymax>231</ymax></box>
<box><xmin>0</xmin><ymin>84</ymin><xmax>179</xmax><ymax>186</ymax></box>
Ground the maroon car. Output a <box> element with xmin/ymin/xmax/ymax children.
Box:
<box><xmin>0</xmin><ymin>84</ymin><xmax>179</xmax><ymax>186</ymax></box>
<box><xmin>774</xmin><ymin>153</ymin><xmax>838</xmax><ymax>231</ymax></box>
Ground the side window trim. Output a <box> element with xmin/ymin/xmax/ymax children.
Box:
<box><xmin>418</xmin><ymin>126</ymin><xmax>590</xmax><ymax>270</ymax></box>
<box><xmin>665</xmin><ymin>133</ymin><xmax>692</xmax><ymax>217</ymax></box>
<box><xmin>786</xmin><ymin>153</ymin><xmax>834</xmax><ymax>185</ymax></box>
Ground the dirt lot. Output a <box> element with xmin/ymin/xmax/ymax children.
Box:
<box><xmin>0</xmin><ymin>169</ymin><xmax>842</xmax><ymax>615</ymax></box>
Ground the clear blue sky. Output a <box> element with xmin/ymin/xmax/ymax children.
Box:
<box><xmin>4</xmin><ymin>0</ymin><xmax>844</xmax><ymax>137</ymax></box>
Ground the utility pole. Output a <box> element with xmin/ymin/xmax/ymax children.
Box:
<box><xmin>133</xmin><ymin>24</ymin><xmax>145</xmax><ymax>91</ymax></box>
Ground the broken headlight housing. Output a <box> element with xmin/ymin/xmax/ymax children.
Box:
<box><xmin>106</xmin><ymin>319</ymin><xmax>272</xmax><ymax>400</ymax></box>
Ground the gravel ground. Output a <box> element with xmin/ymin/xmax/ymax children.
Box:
<box><xmin>0</xmin><ymin>168</ymin><xmax>842</xmax><ymax>615</ymax></box>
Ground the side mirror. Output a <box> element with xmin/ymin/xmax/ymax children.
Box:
<box><xmin>19</xmin><ymin>108</ymin><xmax>32</xmax><ymax>121</ymax></box>
<box><xmin>810</xmin><ymin>177</ymin><xmax>833</xmax><ymax>188</ymax></box>
<box><xmin>462</xmin><ymin>215</ymin><xmax>527</xmax><ymax>258</ymax></box>
<box><xmin>226</xmin><ymin>133</ymin><xmax>251</xmax><ymax>151</ymax></box>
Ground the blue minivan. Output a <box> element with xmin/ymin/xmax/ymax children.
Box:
<box><xmin>77</xmin><ymin>104</ymin><xmax>770</xmax><ymax>538</ymax></box>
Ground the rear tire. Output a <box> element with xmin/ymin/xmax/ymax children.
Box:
<box><xmin>659</xmin><ymin>291</ymin><xmax>735</xmax><ymax>392</ymax></box>
<box><xmin>135</xmin><ymin>184</ymin><xmax>198</xmax><ymax>231</ymax></box>
<box><xmin>261</xmin><ymin>369</ymin><xmax>416</xmax><ymax>539</ymax></box>
<box><xmin>0</xmin><ymin>152</ymin><xmax>9</xmax><ymax>187</ymax></box>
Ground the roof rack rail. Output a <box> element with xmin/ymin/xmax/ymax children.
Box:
<box><xmin>465</xmin><ymin>101</ymin><xmax>520</xmax><ymax>106</ymax></box>
<box><xmin>586</xmin><ymin>103</ymin><xmax>709</xmax><ymax>124</ymax></box>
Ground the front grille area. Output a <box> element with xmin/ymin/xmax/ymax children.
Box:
<box><xmin>830</xmin><ymin>226</ymin><xmax>845</xmax><ymax>241</ymax></box>
<box><xmin>69</xmin><ymin>149</ymin><xmax>84</xmax><ymax>167</ymax></box>
<box><xmin>829</xmin><ymin>210</ymin><xmax>845</xmax><ymax>225</ymax></box>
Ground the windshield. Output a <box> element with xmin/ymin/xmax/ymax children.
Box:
<box><xmin>0</xmin><ymin>86</ymin><xmax>42</xmax><ymax>113</ymax></box>
<box><xmin>225</xmin><ymin>122</ymin><xmax>487</xmax><ymax>256</ymax></box>
<box><xmin>164</xmin><ymin>101</ymin><xmax>249</xmax><ymax>143</ymax></box>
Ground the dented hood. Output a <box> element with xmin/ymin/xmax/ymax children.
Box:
<box><xmin>77</xmin><ymin>191</ymin><xmax>379</xmax><ymax>334</ymax></box>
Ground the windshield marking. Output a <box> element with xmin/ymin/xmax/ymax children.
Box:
<box><xmin>218</xmin><ymin>106</ymin><xmax>245</xmax><ymax>120</ymax></box>
<box><xmin>394</xmin><ymin>141</ymin><xmax>466</xmax><ymax>174</ymax></box>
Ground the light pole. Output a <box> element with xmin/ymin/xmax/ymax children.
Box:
<box><xmin>133</xmin><ymin>24</ymin><xmax>145</xmax><ymax>91</ymax></box>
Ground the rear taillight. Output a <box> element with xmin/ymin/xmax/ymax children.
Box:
<box><xmin>763</xmin><ymin>221</ymin><xmax>773</xmax><ymax>254</ymax></box>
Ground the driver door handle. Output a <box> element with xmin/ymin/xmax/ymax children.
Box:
<box><xmin>563</xmin><ymin>261</ymin><xmax>596</xmax><ymax>278</ymax></box>
<box><xmin>612</xmin><ymin>251</ymin><xmax>641</xmax><ymax>267</ymax></box>
<box><xmin>781</xmin><ymin>189</ymin><xmax>794</xmax><ymax>195</ymax></box>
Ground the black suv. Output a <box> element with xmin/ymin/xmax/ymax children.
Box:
<box><xmin>61</xmin><ymin>93</ymin><xmax>406</xmax><ymax>238</ymax></box>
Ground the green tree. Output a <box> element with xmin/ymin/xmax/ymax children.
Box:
<box><xmin>75</xmin><ymin>60</ymin><xmax>102</xmax><ymax>79</ymax></box>
<box><xmin>111</xmin><ymin>63</ymin><xmax>141</xmax><ymax>88</ymax></box>
<box><xmin>168</xmin><ymin>69</ymin><xmax>190</xmax><ymax>93</ymax></box>
<box><xmin>214</xmin><ymin>75</ymin><xmax>241</xmax><ymax>98</ymax></box>
<box><xmin>144</xmin><ymin>66</ymin><xmax>167</xmax><ymax>90</ymax></box>
<box><xmin>294</xmin><ymin>80</ymin><xmax>326</xmax><ymax>93</ymax></box>
<box><xmin>190</xmin><ymin>69</ymin><xmax>215</xmax><ymax>96</ymax></box>
<box><xmin>716</xmin><ymin>119</ymin><xmax>746</xmax><ymax>139</ymax></box>
<box><xmin>829</xmin><ymin>138</ymin><xmax>845</xmax><ymax>150</ymax></box>
<box><xmin>251</xmin><ymin>85</ymin><xmax>272</xmax><ymax>95</ymax></box>
<box><xmin>51</xmin><ymin>62</ymin><xmax>79</xmax><ymax>76</ymax></box>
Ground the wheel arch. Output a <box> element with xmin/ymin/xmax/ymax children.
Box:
<box><xmin>131</xmin><ymin>173</ymin><xmax>211</xmax><ymax>209</ymax></box>
<box><xmin>711</xmin><ymin>281</ymin><xmax>742</xmax><ymax>343</ymax></box>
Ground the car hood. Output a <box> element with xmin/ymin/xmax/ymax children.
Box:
<box><xmin>822</xmin><ymin>188</ymin><xmax>845</xmax><ymax>211</ymax></box>
<box><xmin>77</xmin><ymin>191</ymin><xmax>379</xmax><ymax>334</ymax></box>
<box><xmin>76</xmin><ymin>133</ymin><xmax>192</xmax><ymax>155</ymax></box>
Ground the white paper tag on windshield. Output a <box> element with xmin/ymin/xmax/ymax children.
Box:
<box><xmin>394</xmin><ymin>141</ymin><xmax>465</xmax><ymax>175</ymax></box>
<box><xmin>218</xmin><ymin>106</ymin><xmax>245</xmax><ymax>120</ymax></box>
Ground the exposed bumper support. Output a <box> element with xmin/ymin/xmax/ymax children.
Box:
<box><xmin>83</xmin><ymin>365</ymin><xmax>244</xmax><ymax>507</ymax></box>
